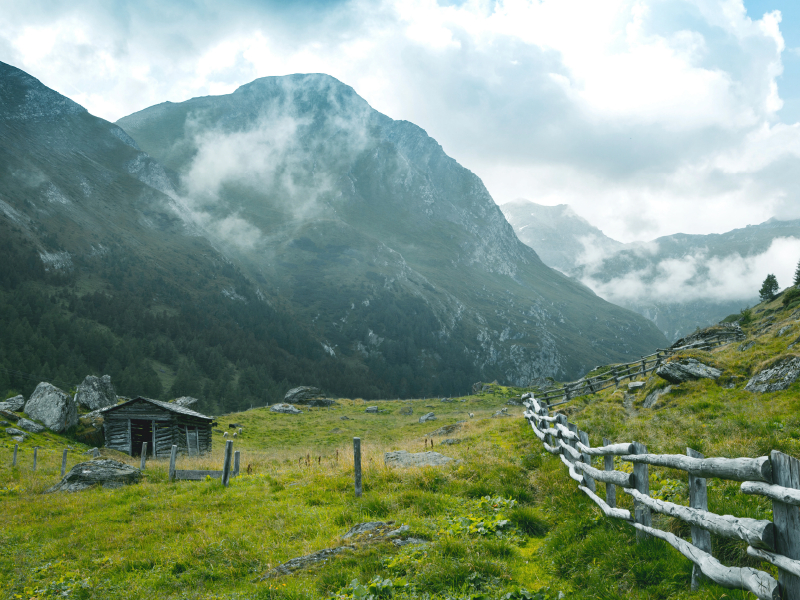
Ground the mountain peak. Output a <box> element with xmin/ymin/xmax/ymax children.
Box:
<box><xmin>0</xmin><ymin>60</ymin><xmax>86</xmax><ymax>121</ymax></box>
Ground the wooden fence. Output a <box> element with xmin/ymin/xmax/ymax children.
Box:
<box><xmin>523</xmin><ymin>394</ymin><xmax>800</xmax><ymax>600</ymax></box>
<box><xmin>535</xmin><ymin>332</ymin><xmax>745</xmax><ymax>407</ymax></box>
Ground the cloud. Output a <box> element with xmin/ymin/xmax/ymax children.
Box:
<box><xmin>0</xmin><ymin>0</ymin><xmax>798</xmax><ymax>243</ymax></box>
<box><xmin>579</xmin><ymin>236</ymin><xmax>800</xmax><ymax>304</ymax></box>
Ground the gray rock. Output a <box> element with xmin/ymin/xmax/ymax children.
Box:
<box><xmin>16</xmin><ymin>418</ymin><xmax>46</xmax><ymax>434</ymax></box>
<box><xmin>84</xmin><ymin>447</ymin><xmax>101</xmax><ymax>458</ymax></box>
<box><xmin>270</xmin><ymin>403</ymin><xmax>302</xmax><ymax>414</ymax></box>
<box><xmin>399</xmin><ymin>406</ymin><xmax>413</xmax><ymax>416</ymax></box>
<box><xmin>46</xmin><ymin>459</ymin><xmax>141</xmax><ymax>493</ymax></box>
<box><xmin>259</xmin><ymin>546</ymin><xmax>354</xmax><ymax>579</ymax></box>
<box><xmin>643</xmin><ymin>386</ymin><xmax>672</xmax><ymax>409</ymax></box>
<box><xmin>429</xmin><ymin>422</ymin><xmax>463</xmax><ymax>437</ymax></box>
<box><xmin>24</xmin><ymin>383</ymin><xmax>77</xmax><ymax>433</ymax></box>
<box><xmin>393</xmin><ymin>537</ymin><xmax>426</xmax><ymax>547</ymax></box>
<box><xmin>505</xmin><ymin>399</ymin><xmax>522</xmax><ymax>405</ymax></box>
<box><xmin>491</xmin><ymin>407</ymin><xmax>511</xmax><ymax>418</ymax></box>
<box><xmin>0</xmin><ymin>409</ymin><xmax>19</xmax><ymax>423</ymax></box>
<box><xmin>172</xmin><ymin>396</ymin><xmax>198</xmax><ymax>407</ymax></box>
<box><xmin>418</xmin><ymin>412</ymin><xmax>436</xmax><ymax>423</ymax></box>
<box><xmin>384</xmin><ymin>450</ymin><xmax>453</xmax><ymax>468</ymax></box>
<box><xmin>739</xmin><ymin>340</ymin><xmax>756</xmax><ymax>352</ymax></box>
<box><xmin>778</xmin><ymin>326</ymin><xmax>792</xmax><ymax>337</ymax></box>
<box><xmin>656</xmin><ymin>359</ymin><xmax>721</xmax><ymax>384</ymax></box>
<box><xmin>340</xmin><ymin>415</ymin><xmax>351</xmax><ymax>420</ymax></box>
<box><xmin>788</xmin><ymin>335</ymin><xmax>800</xmax><ymax>350</ymax></box>
<box><xmin>5</xmin><ymin>427</ymin><xmax>28</xmax><ymax>439</ymax></box>
<box><xmin>284</xmin><ymin>386</ymin><xmax>323</xmax><ymax>404</ymax></box>
<box><xmin>441</xmin><ymin>438</ymin><xmax>462</xmax><ymax>445</ymax></box>
<box><xmin>0</xmin><ymin>395</ymin><xmax>25</xmax><ymax>411</ymax></box>
<box><xmin>10</xmin><ymin>435</ymin><xmax>25</xmax><ymax>443</ymax></box>
<box><xmin>342</xmin><ymin>521</ymin><xmax>390</xmax><ymax>540</ymax></box>
<box><xmin>440</xmin><ymin>397</ymin><xmax>454</xmax><ymax>403</ymax></box>
<box><xmin>745</xmin><ymin>356</ymin><xmax>800</xmax><ymax>393</ymax></box>
<box><xmin>628</xmin><ymin>381</ymin><xmax>645</xmax><ymax>391</ymax></box>
<box><xmin>74</xmin><ymin>375</ymin><xmax>117</xmax><ymax>411</ymax></box>
<box><xmin>365</xmin><ymin>406</ymin><xmax>378</xmax><ymax>413</ymax></box>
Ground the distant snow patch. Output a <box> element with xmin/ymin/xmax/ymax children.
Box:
<box><xmin>40</xmin><ymin>251</ymin><xmax>72</xmax><ymax>271</ymax></box>
<box><xmin>322</xmin><ymin>342</ymin><xmax>336</xmax><ymax>357</ymax></box>
<box><xmin>222</xmin><ymin>287</ymin><xmax>247</xmax><ymax>302</ymax></box>
<box><xmin>44</xmin><ymin>184</ymin><xmax>70</xmax><ymax>205</ymax></box>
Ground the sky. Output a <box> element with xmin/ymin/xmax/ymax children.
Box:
<box><xmin>1</xmin><ymin>0</ymin><xmax>799</xmax><ymax>243</ymax></box>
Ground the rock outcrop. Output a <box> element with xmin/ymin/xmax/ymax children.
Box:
<box><xmin>643</xmin><ymin>386</ymin><xmax>672</xmax><ymax>409</ymax></box>
<box><xmin>24</xmin><ymin>382</ymin><xmax>77</xmax><ymax>433</ymax></box>
<box><xmin>384</xmin><ymin>450</ymin><xmax>454</xmax><ymax>468</ymax></box>
<box><xmin>283</xmin><ymin>386</ymin><xmax>334</xmax><ymax>406</ymax></box>
<box><xmin>418</xmin><ymin>412</ymin><xmax>436</xmax><ymax>423</ymax></box>
<box><xmin>429</xmin><ymin>423</ymin><xmax>462</xmax><ymax>437</ymax></box>
<box><xmin>74</xmin><ymin>375</ymin><xmax>117</xmax><ymax>411</ymax></box>
<box><xmin>0</xmin><ymin>395</ymin><xmax>25</xmax><ymax>411</ymax></box>
<box><xmin>745</xmin><ymin>356</ymin><xmax>800</xmax><ymax>393</ymax></box>
<box><xmin>270</xmin><ymin>403</ymin><xmax>302</xmax><ymax>414</ymax></box>
<box><xmin>76</xmin><ymin>410</ymin><xmax>105</xmax><ymax>447</ymax></box>
<box><xmin>46</xmin><ymin>459</ymin><xmax>141</xmax><ymax>492</ymax></box>
<box><xmin>491</xmin><ymin>407</ymin><xmax>512</xmax><ymax>418</ymax></box>
<box><xmin>656</xmin><ymin>359</ymin><xmax>721</xmax><ymax>384</ymax></box>
<box><xmin>365</xmin><ymin>406</ymin><xmax>378</xmax><ymax>413</ymax></box>
<box><xmin>16</xmin><ymin>418</ymin><xmax>46</xmax><ymax>434</ymax></box>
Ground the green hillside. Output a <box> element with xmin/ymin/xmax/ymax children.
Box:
<box><xmin>1</xmin><ymin>290</ymin><xmax>797</xmax><ymax>599</ymax></box>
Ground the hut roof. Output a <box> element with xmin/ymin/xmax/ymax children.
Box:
<box><xmin>100</xmin><ymin>397</ymin><xmax>213</xmax><ymax>421</ymax></box>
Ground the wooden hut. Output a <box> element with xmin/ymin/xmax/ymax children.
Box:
<box><xmin>101</xmin><ymin>397</ymin><xmax>214</xmax><ymax>457</ymax></box>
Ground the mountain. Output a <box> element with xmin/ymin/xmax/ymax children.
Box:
<box><xmin>116</xmin><ymin>74</ymin><xmax>667</xmax><ymax>385</ymax></box>
<box><xmin>500</xmin><ymin>199</ymin><xmax>622</xmax><ymax>273</ymax></box>
<box><xmin>502</xmin><ymin>199</ymin><xmax>800</xmax><ymax>341</ymax></box>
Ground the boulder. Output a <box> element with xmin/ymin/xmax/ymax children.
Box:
<box><xmin>284</xmin><ymin>386</ymin><xmax>322</xmax><ymax>404</ymax></box>
<box><xmin>76</xmin><ymin>411</ymin><xmax>105</xmax><ymax>447</ymax></box>
<box><xmin>259</xmin><ymin>545</ymin><xmax>354</xmax><ymax>579</ymax></box>
<box><xmin>270</xmin><ymin>403</ymin><xmax>302</xmax><ymax>414</ymax></box>
<box><xmin>84</xmin><ymin>448</ymin><xmax>101</xmax><ymax>458</ymax></box>
<box><xmin>0</xmin><ymin>409</ymin><xmax>19</xmax><ymax>423</ymax></box>
<box><xmin>365</xmin><ymin>406</ymin><xmax>378</xmax><ymax>413</ymax></box>
<box><xmin>5</xmin><ymin>427</ymin><xmax>28</xmax><ymax>439</ymax></box>
<box><xmin>418</xmin><ymin>412</ymin><xmax>436</xmax><ymax>423</ymax></box>
<box><xmin>384</xmin><ymin>450</ymin><xmax>454</xmax><ymax>468</ymax></box>
<box><xmin>16</xmin><ymin>418</ymin><xmax>46</xmax><ymax>434</ymax></box>
<box><xmin>429</xmin><ymin>422</ymin><xmax>462</xmax><ymax>437</ymax></box>
<box><xmin>491</xmin><ymin>407</ymin><xmax>511</xmax><ymax>418</ymax></box>
<box><xmin>74</xmin><ymin>375</ymin><xmax>117</xmax><ymax>411</ymax></box>
<box><xmin>340</xmin><ymin>415</ymin><xmax>351</xmax><ymax>420</ymax></box>
<box><xmin>440</xmin><ymin>397</ymin><xmax>454</xmax><ymax>403</ymax></box>
<box><xmin>0</xmin><ymin>395</ymin><xmax>25</xmax><ymax>411</ymax></box>
<box><xmin>745</xmin><ymin>356</ymin><xmax>800</xmax><ymax>393</ymax></box>
<box><xmin>656</xmin><ymin>359</ymin><xmax>721</xmax><ymax>384</ymax></box>
<box><xmin>24</xmin><ymin>382</ymin><xmax>77</xmax><ymax>433</ymax></box>
<box><xmin>399</xmin><ymin>406</ymin><xmax>413</xmax><ymax>416</ymax></box>
<box><xmin>173</xmin><ymin>396</ymin><xmax>198</xmax><ymax>407</ymax></box>
<box><xmin>46</xmin><ymin>459</ymin><xmax>141</xmax><ymax>493</ymax></box>
<box><xmin>628</xmin><ymin>382</ymin><xmax>645</xmax><ymax>391</ymax></box>
<box><xmin>643</xmin><ymin>386</ymin><xmax>672</xmax><ymax>409</ymax></box>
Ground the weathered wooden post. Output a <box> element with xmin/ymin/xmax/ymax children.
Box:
<box><xmin>613</xmin><ymin>366</ymin><xmax>620</xmax><ymax>388</ymax></box>
<box><xmin>578</xmin><ymin>430</ymin><xmax>595</xmax><ymax>492</ymax></box>
<box><xmin>169</xmin><ymin>445</ymin><xmax>177</xmax><ymax>482</ymax></box>
<box><xmin>33</xmin><ymin>447</ymin><xmax>37</xmax><ymax>472</ymax></box>
<box><xmin>140</xmin><ymin>442</ymin><xmax>148</xmax><ymax>470</ymax></box>
<box><xmin>771</xmin><ymin>450</ymin><xmax>800</xmax><ymax>599</ymax></box>
<box><xmin>641</xmin><ymin>357</ymin><xmax>647</xmax><ymax>376</ymax></box>
<box><xmin>687</xmin><ymin>447</ymin><xmax>711</xmax><ymax>590</ymax></box>
<box><xmin>221</xmin><ymin>440</ymin><xmax>233</xmax><ymax>487</ymax></box>
<box><xmin>354</xmin><ymin>437</ymin><xmax>362</xmax><ymax>498</ymax></box>
<box><xmin>602</xmin><ymin>437</ymin><xmax>616</xmax><ymax>508</ymax></box>
<box><xmin>233</xmin><ymin>450</ymin><xmax>240</xmax><ymax>478</ymax></box>
<box><xmin>61</xmin><ymin>449</ymin><xmax>68</xmax><ymax>477</ymax></box>
<box><xmin>632</xmin><ymin>441</ymin><xmax>651</xmax><ymax>540</ymax></box>
<box><xmin>12</xmin><ymin>444</ymin><xmax>18</xmax><ymax>467</ymax></box>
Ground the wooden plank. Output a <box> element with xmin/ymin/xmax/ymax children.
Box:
<box><xmin>555</xmin><ymin>423</ymin><xmax>579</xmax><ymax>441</ymax></box>
<box><xmin>574</xmin><ymin>461</ymin><xmax>634</xmax><ymax>488</ymax></box>
<box><xmin>688</xmin><ymin>447</ymin><xmax>712</xmax><ymax>591</ymax></box>
<box><xmin>233</xmin><ymin>451</ymin><xmax>240</xmax><ymax>478</ymax></box>
<box><xmin>742</xmin><ymin>481</ymin><xmax>800</xmax><ymax>506</ymax></box>
<box><xmin>630</xmin><ymin>523</ymin><xmax>780</xmax><ymax>600</ymax></box>
<box><xmin>140</xmin><ymin>442</ymin><xmax>147</xmax><ymax>470</ymax></box>
<box><xmin>748</xmin><ymin>547</ymin><xmax>800</xmax><ymax>579</ymax></box>
<box><xmin>579</xmin><ymin>484</ymin><xmax>631</xmax><ymax>520</ymax></box>
<box><xmin>632</xmin><ymin>441</ymin><xmax>651</xmax><ymax>540</ymax></box>
<box><xmin>169</xmin><ymin>445</ymin><xmax>177</xmax><ymax>482</ymax></box>
<box><xmin>561</xmin><ymin>441</ymin><xmax>582</xmax><ymax>462</ymax></box>
<box><xmin>543</xmin><ymin>441</ymin><xmax>560</xmax><ymax>455</ymax></box>
<box><xmin>578</xmin><ymin>431</ymin><xmax>595</xmax><ymax>492</ymax></box>
<box><xmin>770</xmin><ymin>450</ymin><xmax>800</xmax><ymax>599</ymax></box>
<box><xmin>354</xmin><ymin>437</ymin><xmax>362</xmax><ymax>497</ymax></box>
<box><xmin>127</xmin><ymin>419</ymin><xmax>132</xmax><ymax>456</ymax></box>
<box><xmin>33</xmin><ymin>447</ymin><xmax>37</xmax><ymax>472</ymax></box>
<box><xmin>61</xmin><ymin>449</ymin><xmax>67</xmax><ymax>477</ymax></box>
<box><xmin>603</xmin><ymin>437</ymin><xmax>616</xmax><ymax>508</ymax></box>
<box><xmin>577</xmin><ymin>441</ymin><xmax>635</xmax><ymax>456</ymax></box>
<box><xmin>12</xmin><ymin>444</ymin><xmax>18</xmax><ymax>467</ymax></box>
<box><xmin>623</xmin><ymin>488</ymin><xmax>775</xmax><ymax>549</ymax></box>
<box><xmin>530</xmin><ymin>421</ymin><xmax>547</xmax><ymax>442</ymax></box>
<box><xmin>221</xmin><ymin>440</ymin><xmax>233</xmax><ymax>487</ymax></box>
<box><xmin>175</xmin><ymin>470</ymin><xmax>222</xmax><ymax>480</ymax></box>
<box><xmin>560</xmin><ymin>454</ymin><xmax>584</xmax><ymax>484</ymax></box>
<box><xmin>620</xmin><ymin>453</ymin><xmax>772</xmax><ymax>484</ymax></box>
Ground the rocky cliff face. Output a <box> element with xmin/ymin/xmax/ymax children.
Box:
<box><xmin>117</xmin><ymin>74</ymin><xmax>667</xmax><ymax>385</ymax></box>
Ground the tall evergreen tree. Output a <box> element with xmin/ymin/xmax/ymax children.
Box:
<box><xmin>759</xmin><ymin>274</ymin><xmax>779</xmax><ymax>302</ymax></box>
<box><xmin>794</xmin><ymin>258</ymin><xmax>800</xmax><ymax>286</ymax></box>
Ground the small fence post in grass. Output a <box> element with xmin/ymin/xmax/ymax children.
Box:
<box><xmin>12</xmin><ymin>444</ymin><xmax>18</xmax><ymax>467</ymax></box>
<box><xmin>33</xmin><ymin>447</ymin><xmax>37</xmax><ymax>472</ymax></box>
<box><xmin>354</xmin><ymin>437</ymin><xmax>362</xmax><ymax>498</ymax></box>
<box><xmin>770</xmin><ymin>450</ymin><xmax>800</xmax><ymax>599</ymax></box>
<box><xmin>221</xmin><ymin>440</ymin><xmax>233</xmax><ymax>487</ymax></box>
<box><xmin>169</xmin><ymin>445</ymin><xmax>177</xmax><ymax>482</ymax></box>
<box><xmin>687</xmin><ymin>447</ymin><xmax>711</xmax><ymax>590</ymax></box>
<box><xmin>140</xmin><ymin>442</ymin><xmax>147</xmax><ymax>470</ymax></box>
<box><xmin>632</xmin><ymin>441</ymin><xmax>651</xmax><ymax>540</ymax></box>
<box><xmin>233</xmin><ymin>450</ymin><xmax>240</xmax><ymax>478</ymax></box>
<box><xmin>61</xmin><ymin>449</ymin><xmax>68</xmax><ymax>477</ymax></box>
<box><xmin>602</xmin><ymin>437</ymin><xmax>616</xmax><ymax>508</ymax></box>
<box><xmin>578</xmin><ymin>430</ymin><xmax>595</xmax><ymax>492</ymax></box>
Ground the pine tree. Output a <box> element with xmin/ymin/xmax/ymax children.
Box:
<box><xmin>759</xmin><ymin>274</ymin><xmax>779</xmax><ymax>302</ymax></box>
<box><xmin>794</xmin><ymin>258</ymin><xmax>800</xmax><ymax>287</ymax></box>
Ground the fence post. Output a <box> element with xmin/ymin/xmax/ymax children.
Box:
<box><xmin>632</xmin><ymin>441</ymin><xmax>651</xmax><ymax>540</ymax></box>
<box><xmin>613</xmin><ymin>366</ymin><xmax>620</xmax><ymax>388</ymax></box>
<box><xmin>641</xmin><ymin>357</ymin><xmax>646</xmax><ymax>376</ymax></box>
<box><xmin>169</xmin><ymin>445</ymin><xmax>177</xmax><ymax>482</ymax></box>
<box><xmin>140</xmin><ymin>442</ymin><xmax>147</xmax><ymax>470</ymax></box>
<box><xmin>33</xmin><ymin>447</ymin><xmax>37</xmax><ymax>472</ymax></box>
<box><xmin>770</xmin><ymin>450</ymin><xmax>800</xmax><ymax>599</ymax></box>
<box><xmin>687</xmin><ymin>448</ymin><xmax>711</xmax><ymax>590</ymax></box>
<box><xmin>221</xmin><ymin>440</ymin><xmax>233</xmax><ymax>487</ymax></box>
<box><xmin>578</xmin><ymin>430</ymin><xmax>595</xmax><ymax>492</ymax></box>
<box><xmin>61</xmin><ymin>449</ymin><xmax>68</xmax><ymax>477</ymax></box>
<box><xmin>12</xmin><ymin>444</ymin><xmax>18</xmax><ymax>467</ymax></box>
<box><xmin>602</xmin><ymin>437</ymin><xmax>616</xmax><ymax>508</ymax></box>
<box><xmin>354</xmin><ymin>437</ymin><xmax>362</xmax><ymax>498</ymax></box>
<box><xmin>233</xmin><ymin>450</ymin><xmax>240</xmax><ymax>478</ymax></box>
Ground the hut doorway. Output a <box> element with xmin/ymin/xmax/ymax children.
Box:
<box><xmin>130</xmin><ymin>419</ymin><xmax>153</xmax><ymax>457</ymax></box>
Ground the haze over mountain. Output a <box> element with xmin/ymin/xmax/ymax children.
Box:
<box><xmin>502</xmin><ymin>199</ymin><xmax>800</xmax><ymax>341</ymax></box>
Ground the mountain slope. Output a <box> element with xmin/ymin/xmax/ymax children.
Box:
<box><xmin>117</xmin><ymin>74</ymin><xmax>667</xmax><ymax>385</ymax></box>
